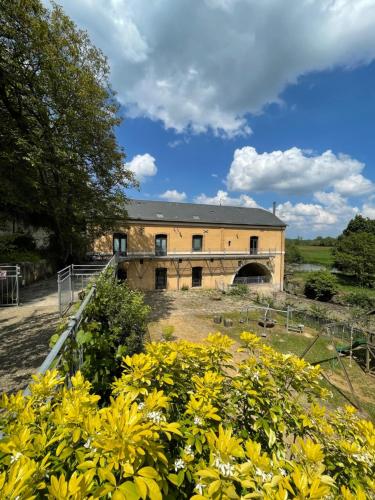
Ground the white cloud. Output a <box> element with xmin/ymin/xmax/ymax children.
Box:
<box><xmin>211</xmin><ymin>173</ymin><xmax>218</xmax><ymax>178</ymax></box>
<box><xmin>54</xmin><ymin>0</ymin><xmax>375</xmax><ymax>137</ymax></box>
<box><xmin>194</xmin><ymin>190</ymin><xmax>259</xmax><ymax>207</ymax></box>
<box><xmin>361</xmin><ymin>203</ymin><xmax>375</xmax><ymax>219</ymax></box>
<box><xmin>126</xmin><ymin>153</ymin><xmax>157</xmax><ymax>182</ymax></box>
<box><xmin>159</xmin><ymin>189</ymin><xmax>187</xmax><ymax>202</ymax></box>
<box><xmin>226</xmin><ymin>146</ymin><xmax>374</xmax><ymax>195</ymax></box>
<box><xmin>276</xmin><ymin>191</ymin><xmax>359</xmax><ymax>235</ymax></box>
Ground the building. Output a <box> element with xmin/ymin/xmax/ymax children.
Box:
<box><xmin>93</xmin><ymin>199</ymin><xmax>286</xmax><ymax>291</ymax></box>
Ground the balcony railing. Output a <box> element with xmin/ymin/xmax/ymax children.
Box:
<box><xmin>88</xmin><ymin>248</ymin><xmax>280</xmax><ymax>261</ymax></box>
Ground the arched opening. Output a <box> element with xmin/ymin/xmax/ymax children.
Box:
<box><xmin>233</xmin><ymin>263</ymin><xmax>271</xmax><ymax>285</ymax></box>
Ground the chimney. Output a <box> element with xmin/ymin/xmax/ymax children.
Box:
<box><xmin>272</xmin><ymin>201</ymin><xmax>276</xmax><ymax>215</ymax></box>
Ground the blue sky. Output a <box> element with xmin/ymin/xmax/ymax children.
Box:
<box><xmin>54</xmin><ymin>0</ymin><xmax>375</xmax><ymax>237</ymax></box>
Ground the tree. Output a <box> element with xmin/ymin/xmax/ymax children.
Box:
<box><xmin>304</xmin><ymin>271</ymin><xmax>338</xmax><ymax>301</ymax></box>
<box><xmin>0</xmin><ymin>0</ymin><xmax>135</xmax><ymax>264</ymax></box>
<box><xmin>343</xmin><ymin>214</ymin><xmax>375</xmax><ymax>236</ymax></box>
<box><xmin>285</xmin><ymin>240</ymin><xmax>304</xmax><ymax>264</ymax></box>
<box><xmin>334</xmin><ymin>232</ymin><xmax>375</xmax><ymax>287</ymax></box>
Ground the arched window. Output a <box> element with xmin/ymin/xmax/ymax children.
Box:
<box><xmin>113</xmin><ymin>233</ymin><xmax>127</xmax><ymax>256</ymax></box>
<box><xmin>155</xmin><ymin>234</ymin><xmax>167</xmax><ymax>256</ymax></box>
<box><xmin>250</xmin><ymin>236</ymin><xmax>259</xmax><ymax>255</ymax></box>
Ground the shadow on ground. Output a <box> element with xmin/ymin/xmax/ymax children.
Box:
<box><xmin>144</xmin><ymin>291</ymin><xmax>175</xmax><ymax>321</ymax></box>
<box><xmin>0</xmin><ymin>310</ymin><xmax>59</xmax><ymax>394</ymax></box>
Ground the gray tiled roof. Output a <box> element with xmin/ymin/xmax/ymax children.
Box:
<box><xmin>126</xmin><ymin>199</ymin><xmax>286</xmax><ymax>227</ymax></box>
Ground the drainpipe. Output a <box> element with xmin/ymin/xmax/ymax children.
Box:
<box><xmin>272</xmin><ymin>202</ymin><xmax>276</xmax><ymax>215</ymax></box>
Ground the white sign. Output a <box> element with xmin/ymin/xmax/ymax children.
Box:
<box><xmin>0</xmin><ymin>270</ymin><xmax>7</xmax><ymax>280</ymax></box>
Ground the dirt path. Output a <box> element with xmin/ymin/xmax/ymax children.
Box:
<box><xmin>0</xmin><ymin>277</ymin><xmax>60</xmax><ymax>394</ymax></box>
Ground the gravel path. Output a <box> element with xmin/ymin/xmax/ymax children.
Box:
<box><xmin>0</xmin><ymin>277</ymin><xmax>60</xmax><ymax>394</ymax></box>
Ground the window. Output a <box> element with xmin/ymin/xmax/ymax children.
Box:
<box><xmin>113</xmin><ymin>233</ymin><xmax>127</xmax><ymax>256</ymax></box>
<box><xmin>155</xmin><ymin>268</ymin><xmax>167</xmax><ymax>289</ymax></box>
<box><xmin>192</xmin><ymin>267</ymin><xmax>202</xmax><ymax>287</ymax></box>
<box><xmin>250</xmin><ymin>236</ymin><xmax>259</xmax><ymax>255</ymax></box>
<box><xmin>155</xmin><ymin>234</ymin><xmax>167</xmax><ymax>256</ymax></box>
<box><xmin>192</xmin><ymin>235</ymin><xmax>203</xmax><ymax>252</ymax></box>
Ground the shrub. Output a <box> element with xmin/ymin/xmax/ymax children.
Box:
<box><xmin>228</xmin><ymin>284</ymin><xmax>248</xmax><ymax>297</ymax></box>
<box><xmin>70</xmin><ymin>269</ymin><xmax>150</xmax><ymax>398</ymax></box>
<box><xmin>161</xmin><ymin>325</ymin><xmax>175</xmax><ymax>341</ymax></box>
<box><xmin>181</xmin><ymin>284</ymin><xmax>189</xmax><ymax>291</ymax></box>
<box><xmin>345</xmin><ymin>290</ymin><xmax>375</xmax><ymax>310</ymax></box>
<box><xmin>285</xmin><ymin>241</ymin><xmax>304</xmax><ymax>264</ymax></box>
<box><xmin>304</xmin><ymin>271</ymin><xmax>339</xmax><ymax>301</ymax></box>
<box><xmin>0</xmin><ymin>333</ymin><xmax>374</xmax><ymax>499</ymax></box>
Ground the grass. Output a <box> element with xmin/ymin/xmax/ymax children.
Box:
<box><xmin>292</xmin><ymin>270</ymin><xmax>375</xmax><ymax>297</ymax></box>
<box><xmin>214</xmin><ymin>310</ymin><xmax>375</xmax><ymax>421</ymax></box>
<box><xmin>298</xmin><ymin>245</ymin><xmax>334</xmax><ymax>267</ymax></box>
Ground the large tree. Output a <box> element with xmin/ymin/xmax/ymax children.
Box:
<box><xmin>0</xmin><ymin>0</ymin><xmax>134</xmax><ymax>264</ymax></box>
<box><xmin>334</xmin><ymin>216</ymin><xmax>375</xmax><ymax>286</ymax></box>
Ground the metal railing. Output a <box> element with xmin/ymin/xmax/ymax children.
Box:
<box><xmin>233</xmin><ymin>276</ymin><xmax>271</xmax><ymax>285</ymax></box>
<box><xmin>0</xmin><ymin>265</ymin><xmax>21</xmax><ymax>306</ymax></box>
<box><xmin>57</xmin><ymin>258</ymin><xmax>116</xmax><ymax>316</ymax></box>
<box><xmin>24</xmin><ymin>255</ymin><xmax>118</xmax><ymax>395</ymax></box>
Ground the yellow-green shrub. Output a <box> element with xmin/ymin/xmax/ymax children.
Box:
<box><xmin>0</xmin><ymin>333</ymin><xmax>374</xmax><ymax>499</ymax></box>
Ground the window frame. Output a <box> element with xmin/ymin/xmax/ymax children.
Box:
<box><xmin>113</xmin><ymin>233</ymin><xmax>127</xmax><ymax>256</ymax></box>
<box><xmin>250</xmin><ymin>236</ymin><xmax>259</xmax><ymax>255</ymax></box>
<box><xmin>155</xmin><ymin>234</ymin><xmax>168</xmax><ymax>256</ymax></box>
<box><xmin>192</xmin><ymin>234</ymin><xmax>203</xmax><ymax>252</ymax></box>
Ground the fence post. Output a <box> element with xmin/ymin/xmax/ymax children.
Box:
<box><xmin>16</xmin><ymin>265</ymin><xmax>20</xmax><ymax>306</ymax></box>
<box><xmin>70</xmin><ymin>265</ymin><xmax>74</xmax><ymax>304</ymax></box>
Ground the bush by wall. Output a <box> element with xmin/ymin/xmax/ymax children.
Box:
<box><xmin>0</xmin><ymin>333</ymin><xmax>373</xmax><ymax>499</ymax></box>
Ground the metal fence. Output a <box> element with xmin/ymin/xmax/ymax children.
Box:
<box><xmin>0</xmin><ymin>265</ymin><xmax>21</xmax><ymax>307</ymax></box>
<box><xmin>57</xmin><ymin>258</ymin><xmax>116</xmax><ymax>316</ymax></box>
<box><xmin>24</xmin><ymin>255</ymin><xmax>118</xmax><ymax>395</ymax></box>
<box><xmin>233</xmin><ymin>276</ymin><xmax>271</xmax><ymax>285</ymax></box>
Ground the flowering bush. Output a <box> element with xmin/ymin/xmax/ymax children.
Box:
<box><xmin>1</xmin><ymin>333</ymin><xmax>374</xmax><ymax>499</ymax></box>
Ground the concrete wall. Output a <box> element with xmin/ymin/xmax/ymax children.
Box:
<box><xmin>94</xmin><ymin>222</ymin><xmax>285</xmax><ymax>291</ymax></box>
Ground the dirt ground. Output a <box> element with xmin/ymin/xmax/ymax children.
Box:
<box><xmin>0</xmin><ymin>277</ymin><xmax>60</xmax><ymax>394</ymax></box>
<box><xmin>146</xmin><ymin>289</ymin><xmax>251</xmax><ymax>342</ymax></box>
<box><xmin>145</xmin><ymin>289</ymin><xmax>375</xmax><ymax>420</ymax></box>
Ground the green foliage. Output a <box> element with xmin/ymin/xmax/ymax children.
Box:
<box><xmin>0</xmin><ymin>334</ymin><xmax>374</xmax><ymax>499</ymax></box>
<box><xmin>345</xmin><ymin>290</ymin><xmax>375</xmax><ymax>310</ymax></box>
<box><xmin>334</xmin><ymin>232</ymin><xmax>375</xmax><ymax>287</ymax></box>
<box><xmin>343</xmin><ymin>214</ymin><xmax>375</xmax><ymax>236</ymax></box>
<box><xmin>285</xmin><ymin>241</ymin><xmax>304</xmax><ymax>264</ymax></box>
<box><xmin>304</xmin><ymin>271</ymin><xmax>339</xmax><ymax>301</ymax></box>
<box><xmin>161</xmin><ymin>325</ymin><xmax>175</xmax><ymax>341</ymax></box>
<box><xmin>0</xmin><ymin>0</ymin><xmax>135</xmax><ymax>264</ymax></box>
<box><xmin>228</xmin><ymin>284</ymin><xmax>248</xmax><ymax>297</ymax></box>
<box><xmin>181</xmin><ymin>284</ymin><xmax>189</xmax><ymax>291</ymax></box>
<box><xmin>72</xmin><ymin>270</ymin><xmax>150</xmax><ymax>398</ymax></box>
<box><xmin>0</xmin><ymin>232</ymin><xmax>41</xmax><ymax>262</ymax></box>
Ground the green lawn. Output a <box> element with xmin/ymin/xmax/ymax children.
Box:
<box><xmin>212</xmin><ymin>310</ymin><xmax>375</xmax><ymax>421</ymax></box>
<box><xmin>298</xmin><ymin>245</ymin><xmax>334</xmax><ymax>267</ymax></box>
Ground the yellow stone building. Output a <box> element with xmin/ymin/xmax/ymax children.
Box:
<box><xmin>94</xmin><ymin>199</ymin><xmax>286</xmax><ymax>291</ymax></box>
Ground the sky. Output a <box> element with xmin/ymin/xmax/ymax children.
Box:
<box><xmin>53</xmin><ymin>0</ymin><xmax>375</xmax><ymax>237</ymax></box>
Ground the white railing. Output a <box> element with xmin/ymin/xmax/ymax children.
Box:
<box><xmin>233</xmin><ymin>276</ymin><xmax>271</xmax><ymax>285</ymax></box>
